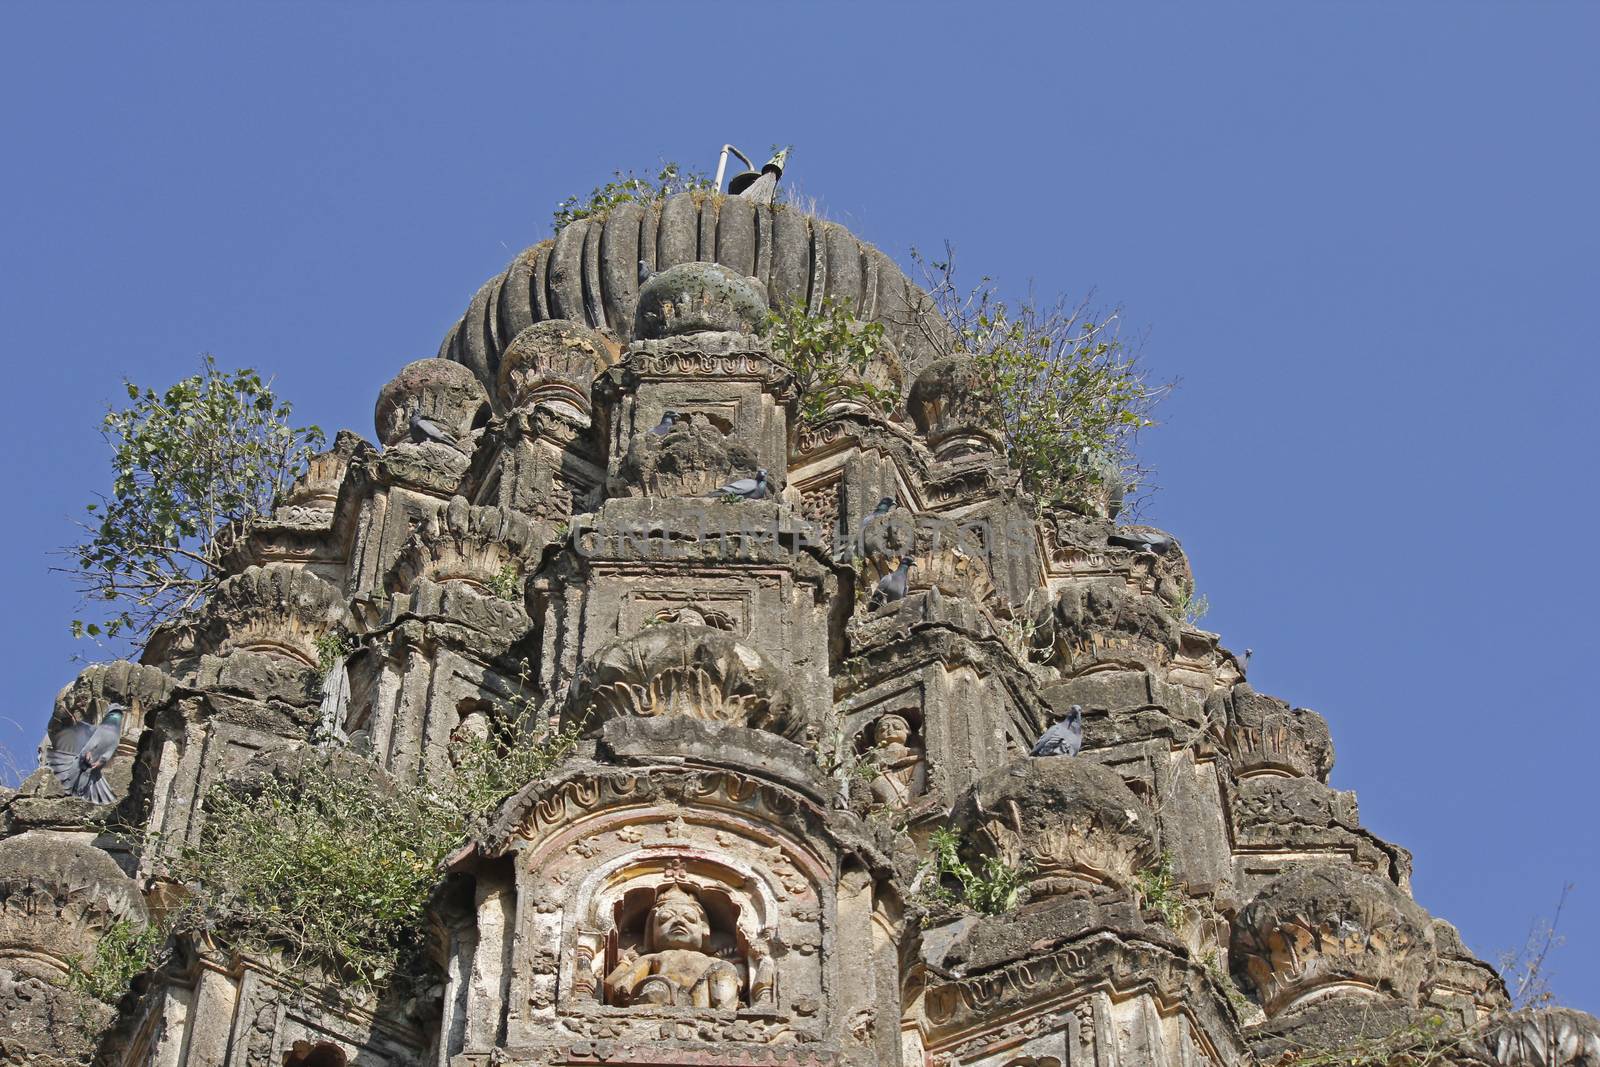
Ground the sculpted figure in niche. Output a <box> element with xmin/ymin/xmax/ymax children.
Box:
<box><xmin>604</xmin><ymin>884</ymin><xmax>743</xmax><ymax>1009</ymax></box>
<box><xmin>866</xmin><ymin>714</ymin><xmax>926</xmax><ymax>808</ymax></box>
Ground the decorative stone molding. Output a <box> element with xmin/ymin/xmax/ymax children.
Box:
<box><xmin>386</xmin><ymin>495</ymin><xmax>548</xmax><ymax>596</ymax></box>
<box><xmin>195</xmin><ymin>564</ymin><xmax>349</xmax><ymax>666</ymax></box>
<box><xmin>956</xmin><ymin>757</ymin><xmax>1156</xmax><ymax>902</ymax></box>
<box><xmin>496</xmin><ymin>319</ymin><xmax>611</xmax><ymax>418</ymax></box>
<box><xmin>634</xmin><ymin>261</ymin><xmax>769</xmax><ymax>339</ymax></box>
<box><xmin>612</xmin><ymin>413</ymin><xmax>765</xmax><ymax>499</ymax></box>
<box><xmin>858</xmin><ymin>507</ymin><xmax>998</xmax><ymax>606</ymax></box>
<box><xmin>1487</xmin><ymin>1007</ymin><xmax>1600</xmax><ymax>1065</ymax></box>
<box><xmin>0</xmin><ymin>831</ymin><xmax>147</xmax><ymax>979</ymax></box>
<box><xmin>1225</xmin><ymin>685</ymin><xmax>1334</xmax><ymax>782</ymax></box>
<box><xmin>1231</xmin><ymin>863</ymin><xmax>1434</xmax><ymax>1017</ymax></box>
<box><xmin>373</xmin><ymin>357</ymin><xmax>490</xmax><ymax>448</ymax></box>
<box><xmin>907</xmin><ymin>356</ymin><xmax>1003</xmax><ymax>461</ymax></box>
<box><xmin>437</xmin><ymin>193</ymin><xmax>953</xmax><ymax>395</ymax></box>
<box><xmin>1034</xmin><ymin>577</ymin><xmax>1182</xmax><ymax>674</ymax></box>
<box><xmin>564</xmin><ymin>623</ymin><xmax>805</xmax><ymax>740</ymax></box>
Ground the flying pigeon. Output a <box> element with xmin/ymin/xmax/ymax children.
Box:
<box><xmin>712</xmin><ymin>469</ymin><xmax>769</xmax><ymax>501</ymax></box>
<box><xmin>1108</xmin><ymin>530</ymin><xmax>1172</xmax><ymax>556</ymax></box>
<box><xmin>408</xmin><ymin>409</ymin><xmax>458</xmax><ymax>448</ymax></box>
<box><xmin>648</xmin><ymin>410</ymin><xmax>684</xmax><ymax>435</ymax></box>
<box><xmin>638</xmin><ymin>260</ymin><xmax>656</xmax><ymax>286</ymax></box>
<box><xmin>1031</xmin><ymin>704</ymin><xmax>1083</xmax><ymax>757</ymax></box>
<box><xmin>45</xmin><ymin>707</ymin><xmax>126</xmax><ymax>804</ymax></box>
<box><xmin>869</xmin><ymin>557</ymin><xmax>915</xmax><ymax>609</ymax></box>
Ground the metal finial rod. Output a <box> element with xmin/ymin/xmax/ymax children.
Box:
<box><xmin>714</xmin><ymin>145</ymin><xmax>754</xmax><ymax>193</ymax></box>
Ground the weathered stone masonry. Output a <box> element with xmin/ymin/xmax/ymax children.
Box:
<box><xmin>4</xmin><ymin>189</ymin><xmax>1597</xmax><ymax>1066</ymax></box>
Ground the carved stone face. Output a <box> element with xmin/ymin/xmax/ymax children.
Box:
<box><xmin>876</xmin><ymin>715</ymin><xmax>911</xmax><ymax>746</ymax></box>
<box><xmin>648</xmin><ymin>891</ymin><xmax>710</xmax><ymax>952</ymax></box>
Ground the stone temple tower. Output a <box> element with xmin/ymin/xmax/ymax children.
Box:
<box><xmin>3</xmin><ymin>188</ymin><xmax>1597</xmax><ymax>1067</ymax></box>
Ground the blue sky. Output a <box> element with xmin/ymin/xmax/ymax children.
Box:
<box><xmin>2</xmin><ymin>1</ymin><xmax>1596</xmax><ymax>1011</ymax></box>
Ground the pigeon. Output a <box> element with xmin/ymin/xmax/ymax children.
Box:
<box><xmin>1108</xmin><ymin>530</ymin><xmax>1173</xmax><ymax>555</ymax></box>
<box><xmin>638</xmin><ymin>259</ymin><xmax>656</xmax><ymax>286</ymax></box>
<box><xmin>1031</xmin><ymin>704</ymin><xmax>1083</xmax><ymax>757</ymax></box>
<box><xmin>408</xmin><ymin>409</ymin><xmax>458</xmax><ymax>448</ymax></box>
<box><xmin>869</xmin><ymin>557</ymin><xmax>915</xmax><ymax>609</ymax></box>
<box><xmin>863</xmin><ymin>496</ymin><xmax>897</xmax><ymax>527</ymax></box>
<box><xmin>648</xmin><ymin>410</ymin><xmax>684</xmax><ymax>435</ymax></box>
<box><xmin>1241</xmin><ymin>648</ymin><xmax>1253</xmax><ymax>672</ymax></box>
<box><xmin>45</xmin><ymin>707</ymin><xmax>126</xmax><ymax>804</ymax></box>
<box><xmin>711</xmin><ymin>469</ymin><xmax>769</xmax><ymax>501</ymax></box>
<box><xmin>833</xmin><ymin>497</ymin><xmax>898</xmax><ymax>563</ymax></box>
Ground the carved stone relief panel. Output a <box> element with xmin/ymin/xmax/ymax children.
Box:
<box><xmin>490</xmin><ymin>792</ymin><xmax>832</xmax><ymax>1056</ymax></box>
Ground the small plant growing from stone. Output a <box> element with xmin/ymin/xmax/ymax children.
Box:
<box><xmin>487</xmin><ymin>563</ymin><xmax>522</xmax><ymax>603</ymax></box>
<box><xmin>1135</xmin><ymin>852</ymin><xmax>1195</xmax><ymax>931</ymax></box>
<box><xmin>917</xmin><ymin>826</ymin><xmax>1029</xmax><ymax>917</ymax></box>
<box><xmin>313</xmin><ymin>631</ymin><xmax>355</xmax><ymax>675</ymax></box>
<box><xmin>1169</xmin><ymin>581</ymin><xmax>1210</xmax><ymax>628</ymax></box>
<box><xmin>909</xmin><ymin>247</ymin><xmax>1166</xmax><ymax>512</ymax></box>
<box><xmin>64</xmin><ymin>917</ymin><xmax>167</xmax><ymax>1004</ymax></box>
<box><xmin>552</xmin><ymin>162</ymin><xmax>715</xmax><ymax>230</ymax></box>
<box><xmin>765</xmin><ymin>296</ymin><xmax>898</xmax><ymax>429</ymax></box>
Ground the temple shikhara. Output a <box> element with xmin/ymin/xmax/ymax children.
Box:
<box><xmin>4</xmin><ymin>181</ymin><xmax>1596</xmax><ymax>1066</ymax></box>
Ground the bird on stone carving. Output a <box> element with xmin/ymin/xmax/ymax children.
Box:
<box><xmin>45</xmin><ymin>707</ymin><xmax>126</xmax><ymax>804</ymax></box>
<box><xmin>1241</xmin><ymin>648</ymin><xmax>1253</xmax><ymax>672</ymax></box>
<box><xmin>864</xmin><ymin>496</ymin><xmax>897</xmax><ymax>527</ymax></box>
<box><xmin>1108</xmin><ymin>529</ymin><xmax>1172</xmax><ymax>556</ymax></box>
<box><xmin>1031</xmin><ymin>704</ymin><xmax>1083</xmax><ymax>757</ymax></box>
<box><xmin>638</xmin><ymin>260</ymin><xmax>656</xmax><ymax>286</ymax></box>
<box><xmin>712</xmin><ymin>469</ymin><xmax>769</xmax><ymax>501</ymax></box>
<box><xmin>408</xmin><ymin>409</ymin><xmax>458</xmax><ymax>448</ymax></box>
<box><xmin>833</xmin><ymin>497</ymin><xmax>899</xmax><ymax>564</ymax></box>
<box><xmin>648</xmin><ymin>410</ymin><xmax>685</xmax><ymax>435</ymax></box>
<box><xmin>869</xmin><ymin>557</ymin><xmax>915</xmax><ymax>610</ymax></box>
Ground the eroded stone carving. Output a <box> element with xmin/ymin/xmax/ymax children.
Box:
<box><xmin>564</xmin><ymin>623</ymin><xmax>805</xmax><ymax>739</ymax></box>
<box><xmin>604</xmin><ymin>882</ymin><xmax>745</xmax><ymax>1009</ymax></box>
<box><xmin>958</xmin><ymin>757</ymin><xmax>1157</xmax><ymax>902</ymax></box>
<box><xmin>496</xmin><ymin>319</ymin><xmax>612</xmax><ymax>418</ymax></box>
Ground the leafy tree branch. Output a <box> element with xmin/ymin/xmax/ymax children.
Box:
<box><xmin>60</xmin><ymin>356</ymin><xmax>324</xmax><ymax>641</ymax></box>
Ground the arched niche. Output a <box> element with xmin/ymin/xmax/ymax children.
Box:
<box><xmin>550</xmin><ymin>840</ymin><xmax>789</xmax><ymax>1014</ymax></box>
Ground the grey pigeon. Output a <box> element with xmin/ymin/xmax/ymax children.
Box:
<box><xmin>1031</xmin><ymin>704</ymin><xmax>1083</xmax><ymax>757</ymax></box>
<box><xmin>46</xmin><ymin>707</ymin><xmax>125</xmax><ymax>804</ymax></box>
<box><xmin>864</xmin><ymin>496</ymin><xmax>896</xmax><ymax>526</ymax></box>
<box><xmin>648</xmin><ymin>410</ymin><xmax>684</xmax><ymax>436</ymax></box>
<box><xmin>1108</xmin><ymin>530</ymin><xmax>1172</xmax><ymax>555</ymax></box>
<box><xmin>869</xmin><ymin>557</ymin><xmax>915</xmax><ymax>610</ymax></box>
<box><xmin>408</xmin><ymin>409</ymin><xmax>458</xmax><ymax>448</ymax></box>
<box><xmin>833</xmin><ymin>497</ymin><xmax>898</xmax><ymax>563</ymax></box>
<box><xmin>638</xmin><ymin>259</ymin><xmax>656</xmax><ymax>286</ymax></box>
<box><xmin>712</xmin><ymin>469</ymin><xmax>769</xmax><ymax>501</ymax></box>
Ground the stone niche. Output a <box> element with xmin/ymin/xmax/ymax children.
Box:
<box><xmin>438</xmin><ymin>756</ymin><xmax>888</xmax><ymax>1063</ymax></box>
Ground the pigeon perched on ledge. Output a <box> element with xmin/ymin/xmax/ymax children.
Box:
<box><xmin>711</xmin><ymin>469</ymin><xmax>769</xmax><ymax>501</ymax></box>
<box><xmin>408</xmin><ymin>409</ymin><xmax>459</xmax><ymax>448</ymax></box>
<box><xmin>1108</xmin><ymin>530</ymin><xmax>1173</xmax><ymax>556</ymax></box>
<box><xmin>648</xmin><ymin>410</ymin><xmax>685</xmax><ymax>435</ymax></box>
<box><xmin>869</xmin><ymin>557</ymin><xmax>915</xmax><ymax>609</ymax></box>
<box><xmin>1031</xmin><ymin>704</ymin><xmax>1083</xmax><ymax>757</ymax></box>
<box><xmin>46</xmin><ymin>707</ymin><xmax>125</xmax><ymax>804</ymax></box>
